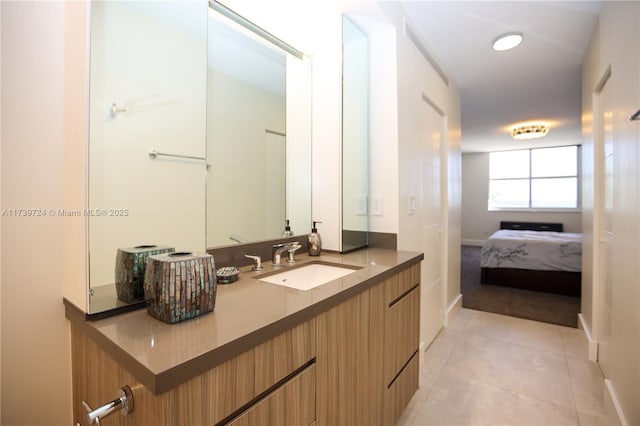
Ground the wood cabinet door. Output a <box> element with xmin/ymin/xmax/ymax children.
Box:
<box><xmin>315</xmin><ymin>283</ymin><xmax>386</xmax><ymax>426</ymax></box>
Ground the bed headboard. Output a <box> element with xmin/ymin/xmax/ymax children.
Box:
<box><xmin>500</xmin><ymin>221</ymin><xmax>563</xmax><ymax>232</ymax></box>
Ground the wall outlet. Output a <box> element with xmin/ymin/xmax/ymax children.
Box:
<box><xmin>408</xmin><ymin>195</ymin><xmax>416</xmax><ymax>215</ymax></box>
<box><xmin>371</xmin><ymin>195</ymin><xmax>383</xmax><ymax>216</ymax></box>
<box><xmin>357</xmin><ymin>196</ymin><xmax>368</xmax><ymax>215</ymax></box>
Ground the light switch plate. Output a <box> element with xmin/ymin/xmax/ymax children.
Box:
<box><xmin>371</xmin><ymin>195</ymin><xmax>383</xmax><ymax>216</ymax></box>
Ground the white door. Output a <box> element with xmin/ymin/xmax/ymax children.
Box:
<box><xmin>420</xmin><ymin>96</ymin><xmax>447</xmax><ymax>346</ymax></box>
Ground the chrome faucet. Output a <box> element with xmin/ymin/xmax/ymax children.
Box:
<box><xmin>272</xmin><ymin>242</ymin><xmax>297</xmax><ymax>265</ymax></box>
<box><xmin>286</xmin><ymin>244</ymin><xmax>302</xmax><ymax>263</ymax></box>
<box><xmin>244</xmin><ymin>254</ymin><xmax>263</xmax><ymax>271</ymax></box>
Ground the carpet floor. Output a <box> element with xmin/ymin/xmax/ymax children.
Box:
<box><xmin>460</xmin><ymin>245</ymin><xmax>580</xmax><ymax>328</ymax></box>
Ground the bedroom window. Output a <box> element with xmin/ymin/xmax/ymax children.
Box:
<box><xmin>489</xmin><ymin>145</ymin><xmax>579</xmax><ymax>210</ymax></box>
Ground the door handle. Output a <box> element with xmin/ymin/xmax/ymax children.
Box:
<box><xmin>630</xmin><ymin>108</ymin><xmax>640</xmax><ymax>121</ymax></box>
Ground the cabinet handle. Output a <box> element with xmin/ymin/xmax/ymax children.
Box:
<box><xmin>631</xmin><ymin>108</ymin><xmax>640</xmax><ymax>121</ymax></box>
<box><xmin>82</xmin><ymin>385</ymin><xmax>134</xmax><ymax>425</ymax></box>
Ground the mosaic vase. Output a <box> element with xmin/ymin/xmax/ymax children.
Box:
<box><xmin>115</xmin><ymin>245</ymin><xmax>175</xmax><ymax>303</ymax></box>
<box><xmin>144</xmin><ymin>252</ymin><xmax>216</xmax><ymax>324</ymax></box>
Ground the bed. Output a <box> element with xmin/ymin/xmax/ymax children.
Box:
<box><xmin>480</xmin><ymin>221</ymin><xmax>582</xmax><ymax>297</ymax></box>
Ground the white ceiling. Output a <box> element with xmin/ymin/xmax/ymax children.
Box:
<box><xmin>400</xmin><ymin>1</ymin><xmax>602</xmax><ymax>153</ymax></box>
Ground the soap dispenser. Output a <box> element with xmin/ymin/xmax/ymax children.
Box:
<box><xmin>308</xmin><ymin>221</ymin><xmax>322</xmax><ymax>256</ymax></box>
<box><xmin>281</xmin><ymin>219</ymin><xmax>294</xmax><ymax>237</ymax></box>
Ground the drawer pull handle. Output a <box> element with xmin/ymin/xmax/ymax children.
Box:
<box><xmin>82</xmin><ymin>385</ymin><xmax>134</xmax><ymax>425</ymax></box>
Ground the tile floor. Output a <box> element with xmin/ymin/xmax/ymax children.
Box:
<box><xmin>398</xmin><ymin>308</ymin><xmax>619</xmax><ymax>426</ymax></box>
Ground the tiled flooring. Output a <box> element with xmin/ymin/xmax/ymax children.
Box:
<box><xmin>398</xmin><ymin>308</ymin><xmax>619</xmax><ymax>426</ymax></box>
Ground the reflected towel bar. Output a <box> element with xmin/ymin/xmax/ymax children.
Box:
<box><xmin>149</xmin><ymin>149</ymin><xmax>210</xmax><ymax>167</ymax></box>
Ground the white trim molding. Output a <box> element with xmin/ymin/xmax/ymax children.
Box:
<box><xmin>578</xmin><ymin>313</ymin><xmax>599</xmax><ymax>362</ymax></box>
<box><xmin>604</xmin><ymin>379</ymin><xmax>628</xmax><ymax>426</ymax></box>
<box><xmin>444</xmin><ymin>293</ymin><xmax>463</xmax><ymax>327</ymax></box>
<box><xmin>461</xmin><ymin>239</ymin><xmax>485</xmax><ymax>247</ymax></box>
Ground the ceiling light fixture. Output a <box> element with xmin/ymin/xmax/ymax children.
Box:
<box><xmin>492</xmin><ymin>32</ymin><xmax>523</xmax><ymax>51</ymax></box>
<box><xmin>511</xmin><ymin>123</ymin><xmax>550</xmax><ymax>140</ymax></box>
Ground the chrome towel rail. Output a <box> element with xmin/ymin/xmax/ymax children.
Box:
<box><xmin>148</xmin><ymin>149</ymin><xmax>205</xmax><ymax>162</ymax></box>
<box><xmin>148</xmin><ymin>149</ymin><xmax>210</xmax><ymax>167</ymax></box>
<box><xmin>82</xmin><ymin>385</ymin><xmax>134</xmax><ymax>425</ymax></box>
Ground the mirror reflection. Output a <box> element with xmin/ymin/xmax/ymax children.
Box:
<box><xmin>341</xmin><ymin>16</ymin><xmax>369</xmax><ymax>252</ymax></box>
<box><xmin>207</xmin><ymin>4</ymin><xmax>312</xmax><ymax>247</ymax></box>
<box><xmin>87</xmin><ymin>2</ymin><xmax>311</xmax><ymax>315</ymax></box>
<box><xmin>88</xmin><ymin>1</ymin><xmax>208</xmax><ymax>313</ymax></box>
<box><xmin>207</xmin><ymin>11</ymin><xmax>285</xmax><ymax>247</ymax></box>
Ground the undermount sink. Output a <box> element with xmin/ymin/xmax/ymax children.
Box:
<box><xmin>255</xmin><ymin>262</ymin><xmax>360</xmax><ymax>291</ymax></box>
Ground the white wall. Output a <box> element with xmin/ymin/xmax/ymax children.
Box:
<box><xmin>366</xmin><ymin>19</ymin><xmax>399</xmax><ymax>236</ymax></box>
<box><xmin>462</xmin><ymin>152</ymin><xmax>582</xmax><ymax>245</ymax></box>
<box><xmin>1</xmin><ymin>2</ymin><xmax>73</xmax><ymax>424</ymax></box>
<box><xmin>579</xmin><ymin>16</ymin><xmax>599</xmax><ymax>350</ymax></box>
<box><xmin>581</xmin><ymin>2</ymin><xmax>640</xmax><ymax>425</ymax></box>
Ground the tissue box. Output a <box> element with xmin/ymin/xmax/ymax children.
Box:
<box><xmin>115</xmin><ymin>245</ymin><xmax>175</xmax><ymax>303</ymax></box>
<box><xmin>144</xmin><ymin>252</ymin><xmax>216</xmax><ymax>324</ymax></box>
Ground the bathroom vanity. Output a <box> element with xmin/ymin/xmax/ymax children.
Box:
<box><xmin>66</xmin><ymin>248</ymin><xmax>422</xmax><ymax>425</ymax></box>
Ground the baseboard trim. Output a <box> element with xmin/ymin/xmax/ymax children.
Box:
<box><xmin>418</xmin><ymin>341</ymin><xmax>427</xmax><ymax>387</ymax></box>
<box><xmin>444</xmin><ymin>293</ymin><xmax>463</xmax><ymax>327</ymax></box>
<box><xmin>604</xmin><ymin>378</ymin><xmax>628</xmax><ymax>426</ymax></box>
<box><xmin>578</xmin><ymin>313</ymin><xmax>598</xmax><ymax>362</ymax></box>
<box><xmin>461</xmin><ymin>239</ymin><xmax>484</xmax><ymax>247</ymax></box>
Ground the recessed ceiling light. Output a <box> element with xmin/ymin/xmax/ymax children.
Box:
<box><xmin>511</xmin><ymin>123</ymin><xmax>550</xmax><ymax>140</ymax></box>
<box><xmin>492</xmin><ymin>32</ymin><xmax>523</xmax><ymax>51</ymax></box>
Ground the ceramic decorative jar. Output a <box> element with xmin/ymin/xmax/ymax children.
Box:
<box><xmin>144</xmin><ymin>252</ymin><xmax>216</xmax><ymax>324</ymax></box>
<box><xmin>115</xmin><ymin>245</ymin><xmax>175</xmax><ymax>303</ymax></box>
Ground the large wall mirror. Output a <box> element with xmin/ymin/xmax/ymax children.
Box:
<box><xmin>87</xmin><ymin>1</ymin><xmax>311</xmax><ymax>315</ymax></box>
<box><xmin>341</xmin><ymin>15</ymin><xmax>369</xmax><ymax>252</ymax></box>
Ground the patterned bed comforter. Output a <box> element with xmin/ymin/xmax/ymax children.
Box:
<box><xmin>480</xmin><ymin>230</ymin><xmax>582</xmax><ymax>272</ymax></box>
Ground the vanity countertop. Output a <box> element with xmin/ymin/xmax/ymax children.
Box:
<box><xmin>64</xmin><ymin>248</ymin><xmax>423</xmax><ymax>394</ymax></box>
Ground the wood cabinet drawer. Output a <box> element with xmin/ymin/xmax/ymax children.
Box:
<box><xmin>384</xmin><ymin>352</ymin><xmax>419</xmax><ymax>426</ymax></box>
<box><xmin>384</xmin><ymin>263</ymin><xmax>420</xmax><ymax>305</ymax></box>
<box><xmin>226</xmin><ymin>364</ymin><xmax>315</xmax><ymax>426</ymax></box>
<box><xmin>71</xmin><ymin>318</ymin><xmax>315</xmax><ymax>426</ymax></box>
<box><xmin>384</xmin><ymin>285</ymin><xmax>420</xmax><ymax>386</ymax></box>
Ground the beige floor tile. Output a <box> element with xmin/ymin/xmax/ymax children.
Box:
<box><xmin>412</xmin><ymin>371</ymin><xmax>579</xmax><ymax>426</ymax></box>
<box><xmin>447</xmin><ymin>307</ymin><xmax>475</xmax><ymax>331</ymax></box>
<box><xmin>403</xmin><ymin>309</ymin><xmax>609</xmax><ymax>426</ymax></box>
<box><xmin>442</xmin><ymin>332</ymin><xmax>576</xmax><ymax>408</ymax></box>
<box><xmin>462</xmin><ymin>309</ymin><xmax>565</xmax><ymax>355</ymax></box>
<box><xmin>567</xmin><ymin>358</ymin><xmax>608</xmax><ymax>418</ymax></box>
<box><xmin>421</xmin><ymin>328</ymin><xmax>462</xmax><ymax>389</ymax></box>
